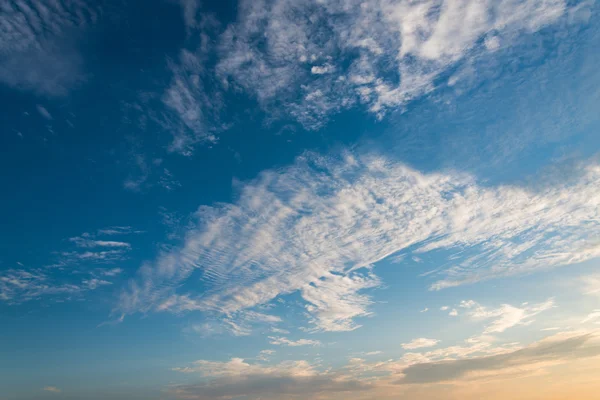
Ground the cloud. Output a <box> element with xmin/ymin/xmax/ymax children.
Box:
<box><xmin>268</xmin><ymin>336</ymin><xmax>321</xmax><ymax>347</ymax></box>
<box><xmin>582</xmin><ymin>274</ymin><xmax>600</xmax><ymax>297</ymax></box>
<box><xmin>420</xmin><ymin>308</ymin><xmax>429</xmax><ymax>313</ymax></box>
<box><xmin>0</xmin><ymin>269</ymin><xmax>81</xmax><ymax>304</ymax></box>
<box><xmin>36</xmin><ymin>105</ymin><xmax>52</xmax><ymax>120</ymax></box>
<box><xmin>97</xmin><ymin>226</ymin><xmax>141</xmax><ymax>236</ymax></box>
<box><xmin>118</xmin><ymin>152</ymin><xmax>600</xmax><ymax>332</ymax></box>
<box><xmin>171</xmin><ymin>358</ymin><xmax>370</xmax><ymax>400</ymax></box>
<box><xmin>69</xmin><ymin>236</ymin><xmax>131</xmax><ymax>249</ymax></box>
<box><xmin>449</xmin><ymin>309</ymin><xmax>458</xmax><ymax>317</ymax></box>
<box><xmin>402</xmin><ymin>338</ymin><xmax>440</xmax><ymax>350</ymax></box>
<box><xmin>397</xmin><ymin>332</ymin><xmax>600</xmax><ymax>384</ymax></box>
<box><xmin>466</xmin><ymin>299</ymin><xmax>555</xmax><ymax>334</ymax></box>
<box><xmin>82</xmin><ymin>278</ymin><xmax>112</xmax><ymax>290</ymax></box>
<box><xmin>43</xmin><ymin>386</ymin><xmax>61</xmax><ymax>393</ymax></box>
<box><xmin>582</xmin><ymin>310</ymin><xmax>600</xmax><ymax>324</ymax></box>
<box><xmin>0</xmin><ymin>0</ymin><xmax>98</xmax><ymax>96</ymax></box>
<box><xmin>101</xmin><ymin>268</ymin><xmax>123</xmax><ymax>277</ymax></box>
<box><xmin>215</xmin><ymin>0</ymin><xmax>572</xmax><ymax>128</ymax></box>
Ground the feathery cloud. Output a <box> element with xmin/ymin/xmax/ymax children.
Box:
<box><xmin>216</xmin><ymin>0</ymin><xmax>572</xmax><ymax>128</ymax></box>
<box><xmin>0</xmin><ymin>0</ymin><xmax>98</xmax><ymax>95</ymax></box>
<box><xmin>118</xmin><ymin>152</ymin><xmax>600</xmax><ymax>332</ymax></box>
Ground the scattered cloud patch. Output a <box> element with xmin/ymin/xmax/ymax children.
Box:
<box><xmin>43</xmin><ymin>386</ymin><xmax>61</xmax><ymax>393</ymax></box>
<box><xmin>582</xmin><ymin>310</ymin><xmax>600</xmax><ymax>324</ymax></box>
<box><xmin>402</xmin><ymin>338</ymin><xmax>440</xmax><ymax>350</ymax></box>
<box><xmin>36</xmin><ymin>105</ymin><xmax>52</xmax><ymax>120</ymax></box>
<box><xmin>0</xmin><ymin>0</ymin><xmax>98</xmax><ymax>96</ymax></box>
<box><xmin>268</xmin><ymin>336</ymin><xmax>321</xmax><ymax>347</ymax></box>
<box><xmin>466</xmin><ymin>299</ymin><xmax>555</xmax><ymax>334</ymax></box>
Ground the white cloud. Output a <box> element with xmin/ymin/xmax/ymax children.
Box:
<box><xmin>449</xmin><ymin>309</ymin><xmax>458</xmax><ymax>317</ymax></box>
<box><xmin>101</xmin><ymin>268</ymin><xmax>123</xmax><ymax>277</ymax></box>
<box><xmin>440</xmin><ymin>306</ymin><xmax>449</xmax><ymax>311</ymax></box>
<box><xmin>215</xmin><ymin>0</ymin><xmax>572</xmax><ymax>128</ymax></box>
<box><xmin>582</xmin><ymin>274</ymin><xmax>600</xmax><ymax>297</ymax></box>
<box><xmin>69</xmin><ymin>237</ymin><xmax>131</xmax><ymax>249</ymax></box>
<box><xmin>97</xmin><ymin>226</ymin><xmax>141</xmax><ymax>236</ymax></box>
<box><xmin>118</xmin><ymin>152</ymin><xmax>600</xmax><ymax>332</ymax></box>
<box><xmin>0</xmin><ymin>0</ymin><xmax>97</xmax><ymax>95</ymax></box>
<box><xmin>173</xmin><ymin>357</ymin><xmax>317</xmax><ymax>377</ymax></box>
<box><xmin>0</xmin><ymin>269</ymin><xmax>81</xmax><ymax>304</ymax></box>
<box><xmin>420</xmin><ymin>307</ymin><xmax>429</xmax><ymax>313</ymax></box>
<box><xmin>582</xmin><ymin>310</ymin><xmax>600</xmax><ymax>324</ymax></box>
<box><xmin>402</xmin><ymin>338</ymin><xmax>440</xmax><ymax>350</ymax></box>
<box><xmin>468</xmin><ymin>299</ymin><xmax>555</xmax><ymax>334</ymax></box>
<box><xmin>311</xmin><ymin>64</ymin><xmax>335</xmax><ymax>75</ymax></box>
<box><xmin>43</xmin><ymin>386</ymin><xmax>61</xmax><ymax>393</ymax></box>
<box><xmin>82</xmin><ymin>278</ymin><xmax>112</xmax><ymax>290</ymax></box>
<box><xmin>268</xmin><ymin>336</ymin><xmax>321</xmax><ymax>347</ymax></box>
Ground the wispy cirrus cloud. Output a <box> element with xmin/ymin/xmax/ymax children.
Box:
<box><xmin>402</xmin><ymin>338</ymin><xmax>440</xmax><ymax>350</ymax></box>
<box><xmin>0</xmin><ymin>269</ymin><xmax>81</xmax><ymax>304</ymax></box>
<box><xmin>118</xmin><ymin>152</ymin><xmax>600</xmax><ymax>332</ymax></box>
<box><xmin>69</xmin><ymin>236</ymin><xmax>131</xmax><ymax>249</ymax></box>
<box><xmin>0</xmin><ymin>0</ymin><xmax>99</xmax><ymax>96</ymax></box>
<box><xmin>461</xmin><ymin>298</ymin><xmax>555</xmax><ymax>334</ymax></box>
<box><xmin>268</xmin><ymin>336</ymin><xmax>321</xmax><ymax>347</ymax></box>
<box><xmin>215</xmin><ymin>0</ymin><xmax>574</xmax><ymax>129</ymax></box>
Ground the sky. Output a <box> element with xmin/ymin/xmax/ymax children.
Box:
<box><xmin>1</xmin><ymin>0</ymin><xmax>600</xmax><ymax>399</ymax></box>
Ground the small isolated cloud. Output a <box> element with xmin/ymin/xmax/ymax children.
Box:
<box><xmin>268</xmin><ymin>336</ymin><xmax>321</xmax><ymax>347</ymax></box>
<box><xmin>467</xmin><ymin>299</ymin><xmax>555</xmax><ymax>334</ymax></box>
<box><xmin>69</xmin><ymin>236</ymin><xmax>131</xmax><ymax>249</ymax></box>
<box><xmin>101</xmin><ymin>268</ymin><xmax>123</xmax><ymax>277</ymax></box>
<box><xmin>97</xmin><ymin>226</ymin><xmax>140</xmax><ymax>236</ymax></box>
<box><xmin>36</xmin><ymin>105</ymin><xmax>52</xmax><ymax>120</ymax></box>
<box><xmin>365</xmin><ymin>351</ymin><xmax>382</xmax><ymax>356</ymax></box>
<box><xmin>311</xmin><ymin>64</ymin><xmax>335</xmax><ymax>75</ymax></box>
<box><xmin>402</xmin><ymin>338</ymin><xmax>440</xmax><ymax>350</ymax></box>
<box><xmin>82</xmin><ymin>278</ymin><xmax>112</xmax><ymax>290</ymax></box>
<box><xmin>43</xmin><ymin>386</ymin><xmax>61</xmax><ymax>393</ymax></box>
<box><xmin>582</xmin><ymin>310</ymin><xmax>600</xmax><ymax>324</ymax></box>
<box><xmin>449</xmin><ymin>309</ymin><xmax>458</xmax><ymax>317</ymax></box>
<box><xmin>440</xmin><ymin>306</ymin><xmax>449</xmax><ymax>311</ymax></box>
<box><xmin>420</xmin><ymin>308</ymin><xmax>429</xmax><ymax>313</ymax></box>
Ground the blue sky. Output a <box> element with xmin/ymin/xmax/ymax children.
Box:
<box><xmin>1</xmin><ymin>1</ymin><xmax>600</xmax><ymax>399</ymax></box>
